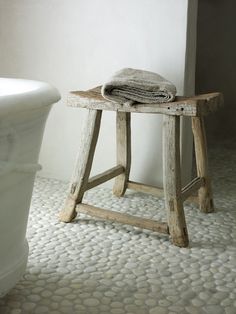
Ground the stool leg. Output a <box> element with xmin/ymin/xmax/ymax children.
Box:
<box><xmin>192</xmin><ymin>116</ymin><xmax>214</xmax><ymax>213</ymax></box>
<box><xmin>113</xmin><ymin>112</ymin><xmax>131</xmax><ymax>197</ymax></box>
<box><xmin>59</xmin><ymin>109</ymin><xmax>102</xmax><ymax>222</ymax></box>
<box><xmin>163</xmin><ymin>115</ymin><xmax>189</xmax><ymax>247</ymax></box>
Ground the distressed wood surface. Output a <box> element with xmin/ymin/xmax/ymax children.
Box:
<box><xmin>78</xmin><ymin>203</ymin><xmax>169</xmax><ymax>234</ymax></box>
<box><xmin>86</xmin><ymin>165</ymin><xmax>124</xmax><ymax>191</ymax></box>
<box><xmin>59</xmin><ymin>109</ymin><xmax>102</xmax><ymax>222</ymax></box>
<box><xmin>127</xmin><ymin>180</ymin><xmax>198</xmax><ymax>204</ymax></box>
<box><xmin>192</xmin><ymin>116</ymin><xmax>214</xmax><ymax>213</ymax></box>
<box><xmin>68</xmin><ymin>86</ymin><xmax>223</xmax><ymax>117</ymax></box>
<box><xmin>60</xmin><ymin>85</ymin><xmax>221</xmax><ymax>246</ymax></box>
<box><xmin>163</xmin><ymin>115</ymin><xmax>189</xmax><ymax>247</ymax></box>
<box><xmin>113</xmin><ymin>112</ymin><xmax>131</xmax><ymax>197</ymax></box>
<box><xmin>127</xmin><ymin>181</ymin><xmax>165</xmax><ymax>198</ymax></box>
<box><xmin>181</xmin><ymin>176</ymin><xmax>205</xmax><ymax>202</ymax></box>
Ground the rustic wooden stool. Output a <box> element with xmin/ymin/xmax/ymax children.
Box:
<box><xmin>59</xmin><ymin>87</ymin><xmax>223</xmax><ymax>247</ymax></box>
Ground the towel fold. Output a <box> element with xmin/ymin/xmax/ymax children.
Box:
<box><xmin>101</xmin><ymin>68</ymin><xmax>176</xmax><ymax>104</ymax></box>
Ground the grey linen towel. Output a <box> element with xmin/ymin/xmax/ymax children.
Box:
<box><xmin>101</xmin><ymin>68</ymin><xmax>176</xmax><ymax>104</ymax></box>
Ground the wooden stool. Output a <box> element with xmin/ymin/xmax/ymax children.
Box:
<box><xmin>59</xmin><ymin>87</ymin><xmax>223</xmax><ymax>247</ymax></box>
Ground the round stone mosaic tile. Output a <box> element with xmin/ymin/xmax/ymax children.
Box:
<box><xmin>0</xmin><ymin>142</ymin><xmax>236</xmax><ymax>313</ymax></box>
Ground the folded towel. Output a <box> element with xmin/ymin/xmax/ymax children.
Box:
<box><xmin>101</xmin><ymin>68</ymin><xmax>176</xmax><ymax>104</ymax></box>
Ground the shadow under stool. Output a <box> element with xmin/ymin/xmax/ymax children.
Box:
<box><xmin>59</xmin><ymin>86</ymin><xmax>223</xmax><ymax>247</ymax></box>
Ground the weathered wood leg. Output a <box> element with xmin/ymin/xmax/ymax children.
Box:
<box><xmin>163</xmin><ymin>115</ymin><xmax>189</xmax><ymax>247</ymax></box>
<box><xmin>59</xmin><ymin>109</ymin><xmax>102</xmax><ymax>222</ymax></box>
<box><xmin>192</xmin><ymin>116</ymin><xmax>214</xmax><ymax>213</ymax></box>
<box><xmin>113</xmin><ymin>112</ymin><xmax>131</xmax><ymax>197</ymax></box>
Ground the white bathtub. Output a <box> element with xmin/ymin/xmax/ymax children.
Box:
<box><xmin>0</xmin><ymin>78</ymin><xmax>60</xmax><ymax>297</ymax></box>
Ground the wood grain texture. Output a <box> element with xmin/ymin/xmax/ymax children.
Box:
<box><xmin>68</xmin><ymin>86</ymin><xmax>223</xmax><ymax>117</ymax></box>
<box><xmin>113</xmin><ymin>112</ymin><xmax>131</xmax><ymax>197</ymax></box>
<box><xmin>127</xmin><ymin>180</ymin><xmax>199</xmax><ymax>204</ymax></box>
<box><xmin>127</xmin><ymin>181</ymin><xmax>164</xmax><ymax>198</ymax></box>
<box><xmin>192</xmin><ymin>116</ymin><xmax>214</xmax><ymax>213</ymax></box>
<box><xmin>78</xmin><ymin>203</ymin><xmax>169</xmax><ymax>234</ymax></box>
<box><xmin>86</xmin><ymin>165</ymin><xmax>124</xmax><ymax>191</ymax></box>
<box><xmin>163</xmin><ymin>115</ymin><xmax>189</xmax><ymax>247</ymax></box>
<box><xmin>181</xmin><ymin>177</ymin><xmax>205</xmax><ymax>201</ymax></box>
<box><xmin>59</xmin><ymin>109</ymin><xmax>102</xmax><ymax>222</ymax></box>
<box><xmin>60</xmin><ymin>85</ymin><xmax>221</xmax><ymax>246</ymax></box>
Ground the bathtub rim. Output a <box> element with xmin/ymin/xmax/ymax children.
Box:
<box><xmin>0</xmin><ymin>78</ymin><xmax>61</xmax><ymax>116</ymax></box>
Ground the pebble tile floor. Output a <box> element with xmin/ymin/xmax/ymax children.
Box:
<box><xmin>1</xmin><ymin>140</ymin><xmax>236</xmax><ymax>314</ymax></box>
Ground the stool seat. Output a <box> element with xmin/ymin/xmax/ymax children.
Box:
<box><xmin>68</xmin><ymin>86</ymin><xmax>223</xmax><ymax>116</ymax></box>
<box><xmin>59</xmin><ymin>86</ymin><xmax>223</xmax><ymax>247</ymax></box>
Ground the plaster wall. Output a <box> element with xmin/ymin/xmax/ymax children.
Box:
<box><xmin>0</xmin><ymin>0</ymin><xmax>198</xmax><ymax>186</ymax></box>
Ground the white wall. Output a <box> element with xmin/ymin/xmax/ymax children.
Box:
<box><xmin>0</xmin><ymin>0</ymin><xmax>198</xmax><ymax>186</ymax></box>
